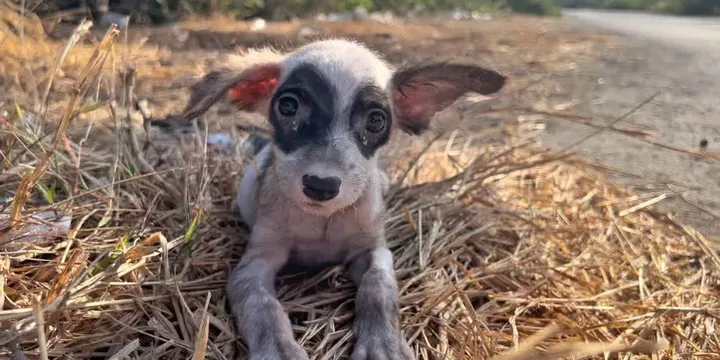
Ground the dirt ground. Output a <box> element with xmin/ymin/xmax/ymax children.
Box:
<box><xmin>542</xmin><ymin>11</ymin><xmax>720</xmax><ymax>242</ymax></box>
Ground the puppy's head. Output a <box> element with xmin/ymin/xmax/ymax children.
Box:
<box><xmin>187</xmin><ymin>39</ymin><xmax>506</xmax><ymax>216</ymax></box>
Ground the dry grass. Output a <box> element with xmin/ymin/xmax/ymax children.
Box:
<box><xmin>0</xmin><ymin>1</ymin><xmax>201</xmax><ymax>117</ymax></box>
<box><xmin>1</xmin><ymin>6</ymin><xmax>719</xmax><ymax>360</ymax></box>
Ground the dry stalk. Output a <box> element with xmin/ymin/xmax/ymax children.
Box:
<box><xmin>0</xmin><ymin>256</ymin><xmax>7</xmax><ymax>310</ymax></box>
<box><xmin>119</xmin><ymin>67</ymin><xmax>183</xmax><ymax>200</ymax></box>
<box><xmin>31</xmin><ymin>296</ymin><xmax>48</xmax><ymax>360</ymax></box>
<box><xmin>490</xmin><ymin>323</ymin><xmax>669</xmax><ymax>360</ymax></box>
<box><xmin>40</xmin><ymin>19</ymin><xmax>93</xmax><ymax>119</ymax></box>
<box><xmin>485</xmin><ymin>107</ymin><xmax>654</xmax><ymax>138</ymax></box>
<box><xmin>191</xmin><ymin>293</ymin><xmax>212</xmax><ymax>360</ymax></box>
<box><xmin>108</xmin><ymin>338</ymin><xmax>140</xmax><ymax>360</ymax></box>
<box><xmin>558</xmin><ymin>91</ymin><xmax>660</xmax><ymax>154</ymax></box>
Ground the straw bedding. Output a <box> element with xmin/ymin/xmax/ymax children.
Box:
<box><xmin>1</xmin><ymin>11</ymin><xmax>719</xmax><ymax>360</ymax></box>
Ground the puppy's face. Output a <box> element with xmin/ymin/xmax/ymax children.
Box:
<box><xmin>265</xmin><ymin>42</ymin><xmax>396</xmax><ymax>215</ymax></box>
<box><xmin>186</xmin><ymin>39</ymin><xmax>506</xmax><ymax>216</ymax></box>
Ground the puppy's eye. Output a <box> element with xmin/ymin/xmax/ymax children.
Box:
<box><xmin>366</xmin><ymin>109</ymin><xmax>387</xmax><ymax>133</ymax></box>
<box><xmin>276</xmin><ymin>93</ymin><xmax>300</xmax><ymax>117</ymax></box>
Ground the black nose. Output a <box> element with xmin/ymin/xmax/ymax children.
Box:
<box><xmin>302</xmin><ymin>175</ymin><xmax>341</xmax><ymax>202</ymax></box>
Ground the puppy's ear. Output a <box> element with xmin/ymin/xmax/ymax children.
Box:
<box><xmin>390</xmin><ymin>62</ymin><xmax>506</xmax><ymax>135</ymax></box>
<box><xmin>182</xmin><ymin>63</ymin><xmax>281</xmax><ymax>120</ymax></box>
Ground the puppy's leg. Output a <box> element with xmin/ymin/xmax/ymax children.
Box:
<box><xmin>348</xmin><ymin>247</ymin><xmax>414</xmax><ymax>360</ymax></box>
<box><xmin>227</xmin><ymin>229</ymin><xmax>308</xmax><ymax>360</ymax></box>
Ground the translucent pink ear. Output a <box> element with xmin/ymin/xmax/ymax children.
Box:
<box><xmin>390</xmin><ymin>62</ymin><xmax>506</xmax><ymax>135</ymax></box>
<box><xmin>226</xmin><ymin>64</ymin><xmax>281</xmax><ymax>111</ymax></box>
<box><xmin>182</xmin><ymin>63</ymin><xmax>281</xmax><ymax>120</ymax></box>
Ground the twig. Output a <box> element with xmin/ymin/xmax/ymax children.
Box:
<box><xmin>0</xmin><ymin>289</ymin><xmax>216</xmax><ymax>322</ymax></box>
<box><xmin>108</xmin><ymin>338</ymin><xmax>140</xmax><ymax>360</ymax></box>
<box><xmin>558</xmin><ymin>92</ymin><xmax>660</xmax><ymax>154</ymax></box>
<box><xmin>119</xmin><ymin>68</ymin><xmax>182</xmax><ymax>200</ymax></box>
<box><xmin>191</xmin><ymin>293</ymin><xmax>212</xmax><ymax>360</ymax></box>
<box><xmin>31</xmin><ymin>296</ymin><xmax>48</xmax><ymax>360</ymax></box>
<box><xmin>41</xmin><ymin>19</ymin><xmax>93</xmax><ymax>121</ymax></box>
<box><xmin>666</xmin><ymin>184</ymin><xmax>720</xmax><ymax>220</ymax></box>
<box><xmin>133</xmin><ymin>97</ymin><xmax>153</xmax><ymax>151</ymax></box>
<box><xmin>490</xmin><ymin>322</ymin><xmax>669</xmax><ymax>360</ymax></box>
<box><xmin>138</xmin><ymin>339</ymin><xmax>176</xmax><ymax>360</ymax></box>
<box><xmin>619</xmin><ymin>193</ymin><xmax>669</xmax><ymax>217</ymax></box>
<box><xmin>496</xmin><ymin>298</ymin><xmax>720</xmax><ymax>318</ymax></box>
<box><xmin>680</xmin><ymin>226</ymin><xmax>720</xmax><ymax>271</ymax></box>
<box><xmin>0</xmin><ymin>256</ymin><xmax>7</xmax><ymax>310</ymax></box>
<box><xmin>640</xmin><ymin>138</ymin><xmax>720</xmax><ymax>161</ymax></box>
<box><xmin>485</xmin><ymin>106</ymin><xmax>654</xmax><ymax>138</ymax></box>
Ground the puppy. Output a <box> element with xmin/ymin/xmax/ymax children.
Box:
<box><xmin>184</xmin><ymin>39</ymin><xmax>506</xmax><ymax>360</ymax></box>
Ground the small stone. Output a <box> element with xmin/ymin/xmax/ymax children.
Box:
<box><xmin>250</xmin><ymin>18</ymin><xmax>266</xmax><ymax>32</ymax></box>
<box><xmin>298</xmin><ymin>25</ymin><xmax>320</xmax><ymax>38</ymax></box>
<box><xmin>699</xmin><ymin>139</ymin><xmax>708</xmax><ymax>150</ymax></box>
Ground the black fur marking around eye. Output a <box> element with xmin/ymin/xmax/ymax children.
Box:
<box><xmin>350</xmin><ymin>84</ymin><xmax>393</xmax><ymax>158</ymax></box>
<box><xmin>269</xmin><ymin>64</ymin><xmax>336</xmax><ymax>153</ymax></box>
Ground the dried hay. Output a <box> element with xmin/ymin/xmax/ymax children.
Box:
<box><xmin>0</xmin><ymin>14</ymin><xmax>718</xmax><ymax>360</ymax></box>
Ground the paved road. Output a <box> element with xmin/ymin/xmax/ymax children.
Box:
<box><xmin>564</xmin><ymin>9</ymin><xmax>720</xmax><ymax>51</ymax></box>
<box><xmin>539</xmin><ymin>10</ymin><xmax>720</xmax><ymax>240</ymax></box>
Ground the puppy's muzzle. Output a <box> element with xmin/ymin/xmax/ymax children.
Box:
<box><xmin>302</xmin><ymin>175</ymin><xmax>341</xmax><ymax>202</ymax></box>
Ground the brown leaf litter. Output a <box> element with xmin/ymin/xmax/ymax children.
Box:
<box><xmin>0</xmin><ymin>7</ymin><xmax>718</xmax><ymax>360</ymax></box>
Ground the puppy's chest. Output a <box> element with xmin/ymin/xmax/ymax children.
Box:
<box><xmin>281</xmin><ymin>209</ymin><xmax>380</xmax><ymax>267</ymax></box>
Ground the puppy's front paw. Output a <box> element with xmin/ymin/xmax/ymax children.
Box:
<box><xmin>249</xmin><ymin>340</ymin><xmax>309</xmax><ymax>360</ymax></box>
<box><xmin>351</xmin><ymin>331</ymin><xmax>414</xmax><ymax>360</ymax></box>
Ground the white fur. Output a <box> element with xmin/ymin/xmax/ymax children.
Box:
<box><xmin>281</xmin><ymin>39</ymin><xmax>395</xmax><ymax>115</ymax></box>
<box><xmin>235</xmin><ymin>143</ymin><xmax>273</xmax><ymax>227</ymax></box>
<box><xmin>371</xmin><ymin>247</ymin><xmax>394</xmax><ymax>272</ymax></box>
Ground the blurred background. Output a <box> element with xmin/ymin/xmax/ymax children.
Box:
<box><xmin>16</xmin><ymin>0</ymin><xmax>720</xmax><ymax>27</ymax></box>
